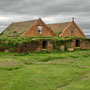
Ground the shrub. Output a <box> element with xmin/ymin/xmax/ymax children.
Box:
<box><xmin>40</xmin><ymin>49</ymin><xmax>49</xmax><ymax>53</ymax></box>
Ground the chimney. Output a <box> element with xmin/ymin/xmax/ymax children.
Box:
<box><xmin>72</xmin><ymin>17</ymin><xmax>74</xmax><ymax>22</ymax></box>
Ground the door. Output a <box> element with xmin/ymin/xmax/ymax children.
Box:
<box><xmin>42</xmin><ymin>41</ymin><xmax>47</xmax><ymax>49</ymax></box>
<box><xmin>76</xmin><ymin>40</ymin><xmax>80</xmax><ymax>47</ymax></box>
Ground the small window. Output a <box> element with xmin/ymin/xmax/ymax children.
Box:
<box><xmin>72</xmin><ymin>27</ymin><xmax>74</xmax><ymax>34</ymax></box>
<box><xmin>38</xmin><ymin>26</ymin><xmax>42</xmax><ymax>34</ymax></box>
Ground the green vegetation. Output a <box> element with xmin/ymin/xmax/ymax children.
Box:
<box><xmin>0</xmin><ymin>36</ymin><xmax>90</xmax><ymax>49</ymax></box>
<box><xmin>0</xmin><ymin>50</ymin><xmax>90</xmax><ymax>90</ymax></box>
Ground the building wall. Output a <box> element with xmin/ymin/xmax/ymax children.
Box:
<box><xmin>67</xmin><ymin>39</ymin><xmax>90</xmax><ymax>49</ymax></box>
<box><xmin>14</xmin><ymin>40</ymin><xmax>53</xmax><ymax>53</ymax></box>
<box><xmin>22</xmin><ymin>18</ymin><xmax>56</xmax><ymax>37</ymax></box>
<box><xmin>14</xmin><ymin>42</ymin><xmax>42</xmax><ymax>53</ymax></box>
<box><xmin>0</xmin><ymin>39</ymin><xmax>90</xmax><ymax>53</ymax></box>
<box><xmin>80</xmin><ymin>40</ymin><xmax>90</xmax><ymax>49</ymax></box>
<box><xmin>60</xmin><ymin>21</ymin><xmax>85</xmax><ymax>38</ymax></box>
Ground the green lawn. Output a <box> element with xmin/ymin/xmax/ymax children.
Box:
<box><xmin>0</xmin><ymin>50</ymin><xmax>90</xmax><ymax>90</ymax></box>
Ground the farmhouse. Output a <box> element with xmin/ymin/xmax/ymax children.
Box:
<box><xmin>0</xmin><ymin>18</ymin><xmax>90</xmax><ymax>53</ymax></box>
<box><xmin>48</xmin><ymin>18</ymin><xmax>85</xmax><ymax>38</ymax></box>
<box><xmin>2</xmin><ymin>18</ymin><xmax>56</xmax><ymax>37</ymax></box>
<box><xmin>2</xmin><ymin>18</ymin><xmax>85</xmax><ymax>38</ymax></box>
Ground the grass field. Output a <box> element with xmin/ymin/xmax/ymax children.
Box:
<box><xmin>0</xmin><ymin>50</ymin><xmax>90</xmax><ymax>90</ymax></box>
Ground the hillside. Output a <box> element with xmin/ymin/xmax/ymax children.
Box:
<box><xmin>0</xmin><ymin>50</ymin><xmax>90</xmax><ymax>90</ymax></box>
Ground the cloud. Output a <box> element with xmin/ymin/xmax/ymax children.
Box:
<box><xmin>0</xmin><ymin>0</ymin><xmax>90</xmax><ymax>35</ymax></box>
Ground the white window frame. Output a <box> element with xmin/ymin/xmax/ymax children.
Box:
<box><xmin>72</xmin><ymin>27</ymin><xmax>74</xmax><ymax>34</ymax></box>
<box><xmin>38</xmin><ymin>26</ymin><xmax>42</xmax><ymax>34</ymax></box>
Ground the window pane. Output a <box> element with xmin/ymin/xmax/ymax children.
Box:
<box><xmin>38</xmin><ymin>26</ymin><xmax>42</xmax><ymax>34</ymax></box>
<box><xmin>72</xmin><ymin>27</ymin><xmax>74</xmax><ymax>34</ymax></box>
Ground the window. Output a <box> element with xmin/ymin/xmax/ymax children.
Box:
<box><xmin>72</xmin><ymin>27</ymin><xmax>74</xmax><ymax>34</ymax></box>
<box><xmin>38</xmin><ymin>26</ymin><xmax>42</xmax><ymax>34</ymax></box>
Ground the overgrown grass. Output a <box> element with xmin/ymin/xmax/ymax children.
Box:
<box><xmin>0</xmin><ymin>50</ymin><xmax>90</xmax><ymax>90</ymax></box>
<box><xmin>0</xmin><ymin>36</ymin><xmax>90</xmax><ymax>48</ymax></box>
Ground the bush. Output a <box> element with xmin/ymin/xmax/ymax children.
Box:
<box><xmin>75</xmin><ymin>47</ymin><xmax>80</xmax><ymax>50</ymax></box>
<box><xmin>40</xmin><ymin>49</ymin><xmax>49</xmax><ymax>53</ymax></box>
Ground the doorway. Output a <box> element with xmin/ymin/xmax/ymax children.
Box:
<box><xmin>42</xmin><ymin>41</ymin><xmax>47</xmax><ymax>49</ymax></box>
<box><xmin>76</xmin><ymin>40</ymin><xmax>80</xmax><ymax>47</ymax></box>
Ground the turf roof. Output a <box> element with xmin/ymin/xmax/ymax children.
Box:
<box><xmin>2</xmin><ymin>19</ymin><xmax>71</xmax><ymax>36</ymax></box>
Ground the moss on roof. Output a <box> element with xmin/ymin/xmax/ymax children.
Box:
<box><xmin>47</xmin><ymin>22</ymin><xmax>71</xmax><ymax>34</ymax></box>
<box><xmin>2</xmin><ymin>20</ymin><xmax>37</xmax><ymax>36</ymax></box>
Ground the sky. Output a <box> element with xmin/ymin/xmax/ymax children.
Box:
<box><xmin>0</xmin><ymin>0</ymin><xmax>90</xmax><ymax>35</ymax></box>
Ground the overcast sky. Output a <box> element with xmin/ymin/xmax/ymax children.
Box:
<box><xmin>0</xmin><ymin>0</ymin><xmax>90</xmax><ymax>35</ymax></box>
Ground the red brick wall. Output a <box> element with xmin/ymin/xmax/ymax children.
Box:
<box><xmin>60</xmin><ymin>21</ymin><xmax>85</xmax><ymax>38</ymax></box>
<box><xmin>22</xmin><ymin>18</ymin><xmax>56</xmax><ymax>37</ymax></box>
